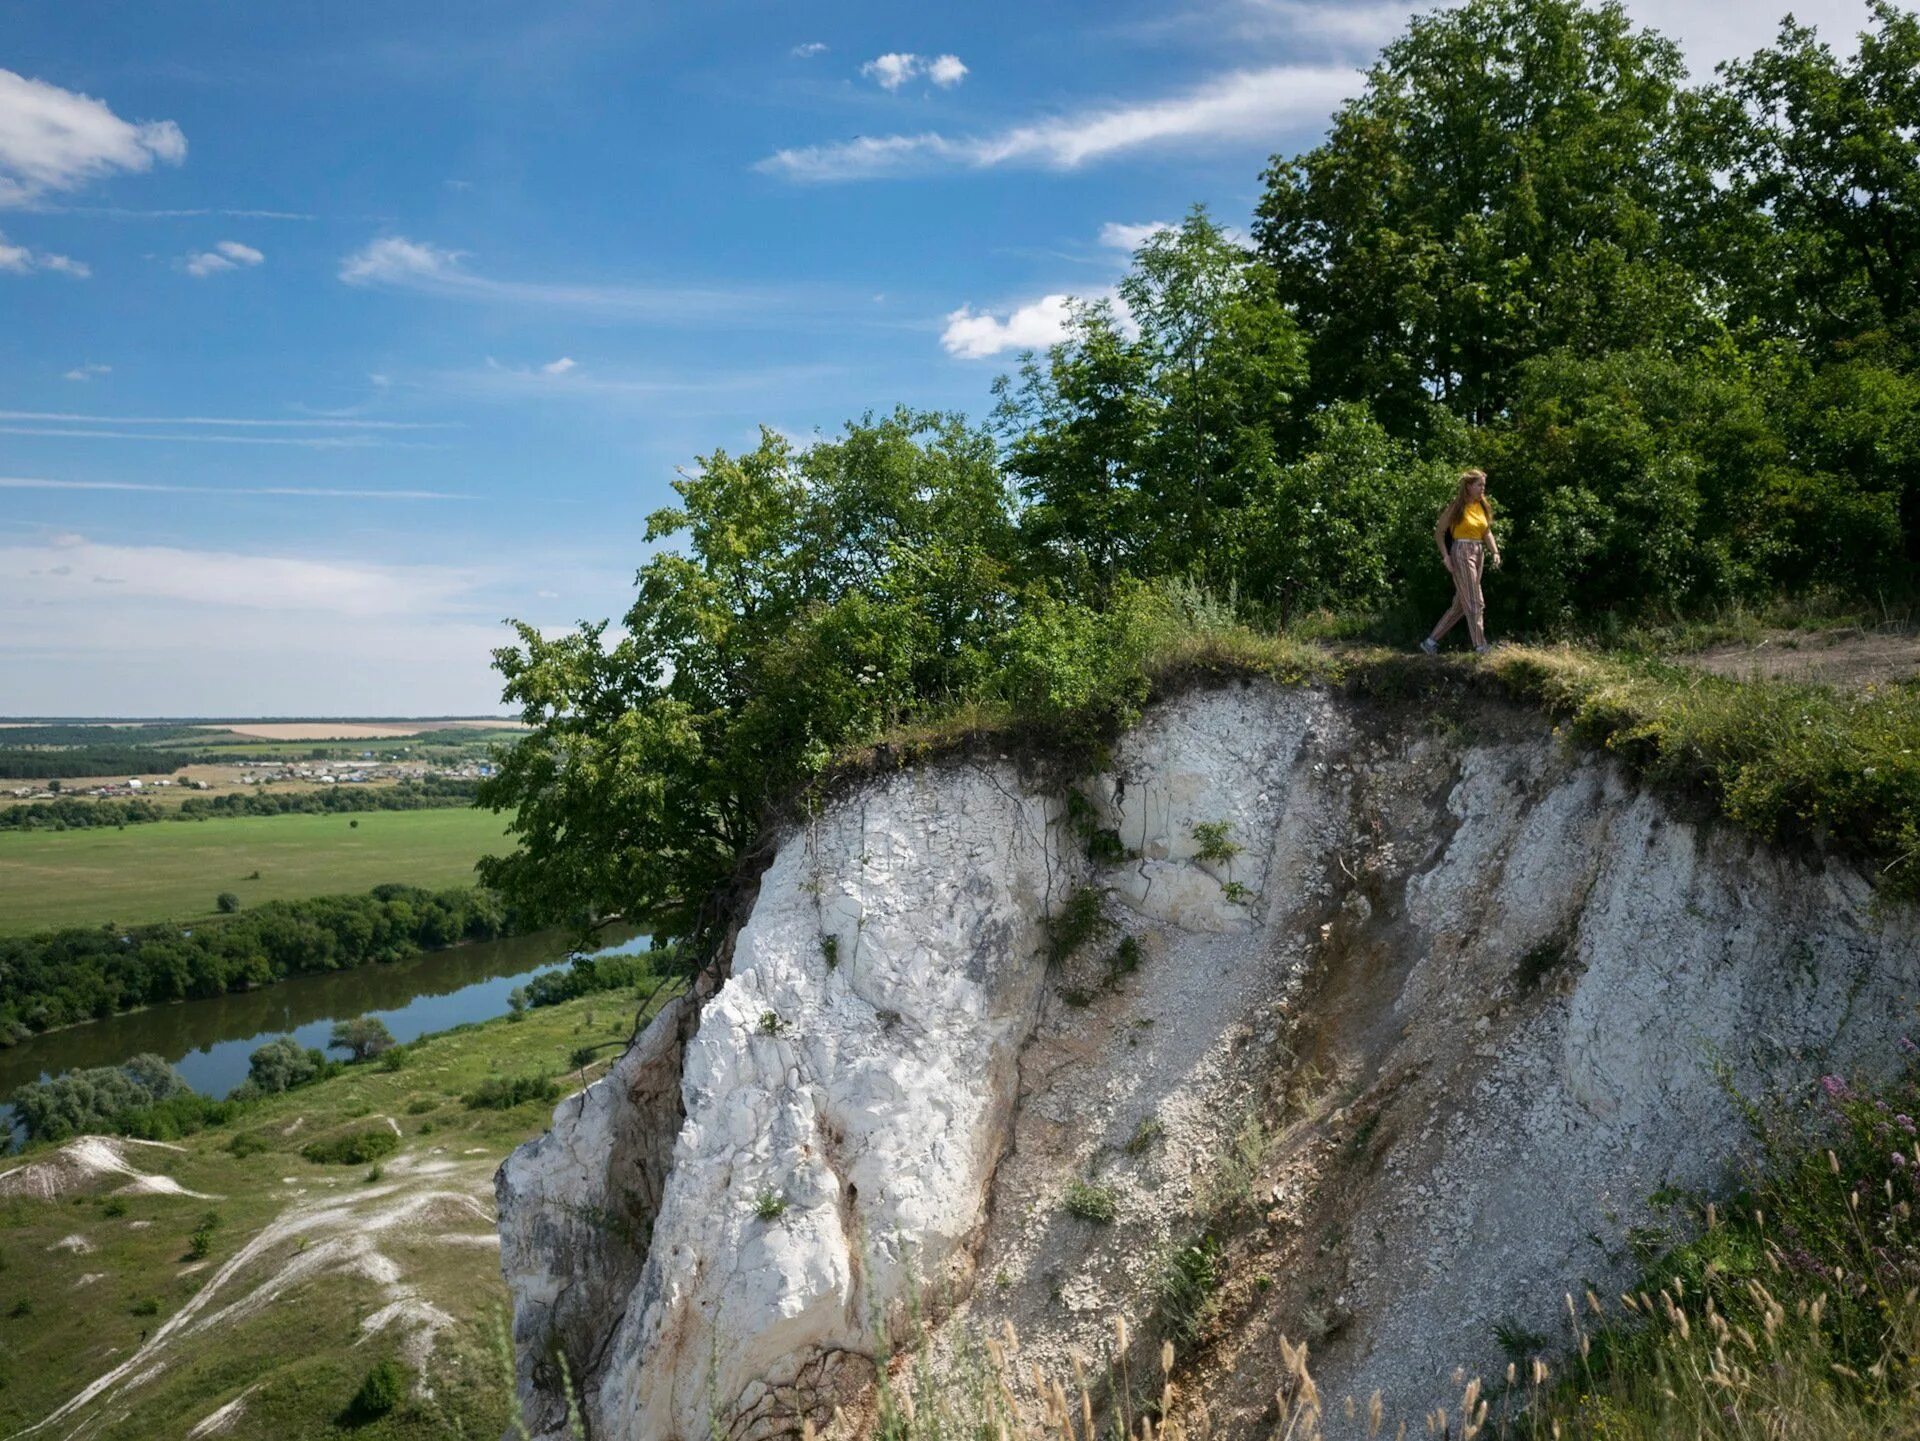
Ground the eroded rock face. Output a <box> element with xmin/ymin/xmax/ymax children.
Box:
<box><xmin>498</xmin><ymin>684</ymin><xmax>1920</xmax><ymax>1441</ymax></box>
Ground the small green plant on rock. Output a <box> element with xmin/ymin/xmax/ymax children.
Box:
<box><xmin>758</xmin><ymin>1010</ymin><xmax>785</xmax><ymax>1036</ymax></box>
<box><xmin>1063</xmin><ymin>1180</ymin><xmax>1118</xmax><ymax>1224</ymax></box>
<box><xmin>1047</xmin><ymin>886</ymin><xmax>1110</xmax><ymax>965</ymax></box>
<box><xmin>1191</xmin><ymin>820</ymin><xmax>1241</xmax><ymax>866</ymax></box>
<box><xmin>1124</xmin><ymin>1115</ymin><xmax>1165</xmax><ymax>1156</ymax></box>
<box><xmin>821</xmin><ymin>935</ymin><xmax>839</xmax><ymax>970</ymax></box>
<box><xmin>1154</xmin><ymin>1236</ymin><xmax>1223</xmax><ymax>1344</ymax></box>
<box><xmin>753</xmin><ymin>1189</ymin><xmax>788</xmax><ymax>1222</ymax></box>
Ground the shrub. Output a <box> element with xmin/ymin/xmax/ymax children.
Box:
<box><xmin>129</xmin><ymin>1297</ymin><xmax>160</xmax><ymax>1317</ymax></box>
<box><xmin>1154</xmin><ymin>1236</ymin><xmax>1224</xmax><ymax>1344</ymax></box>
<box><xmin>753</xmin><ymin>1189</ymin><xmax>788</xmax><ymax>1221</ymax></box>
<box><xmin>302</xmin><ymin>1128</ymin><xmax>400</xmax><ymax>1166</ymax></box>
<box><xmin>346</xmin><ymin>1357</ymin><xmax>406</xmax><ymax>1423</ymax></box>
<box><xmin>244</xmin><ymin>1035</ymin><xmax>328</xmax><ymax>1095</ymax></box>
<box><xmin>215</xmin><ymin>892</ymin><xmax>240</xmax><ymax>914</ymax></box>
<box><xmin>462</xmin><ymin>1075</ymin><xmax>559</xmax><ymax>1111</ymax></box>
<box><xmin>329</xmin><ymin>1016</ymin><xmax>395</xmax><ymax>1063</ymax></box>
<box><xmin>101</xmin><ymin>1196</ymin><xmax>128</xmax><ymax>1218</ymax></box>
<box><xmin>1047</xmin><ymin>886</ymin><xmax>1110</xmax><ymax>966</ymax></box>
<box><xmin>1190</xmin><ymin>820</ymin><xmax>1240</xmax><ymax>866</ymax></box>
<box><xmin>1063</xmin><ymin>1180</ymin><xmax>1118</xmax><ymax>1224</ymax></box>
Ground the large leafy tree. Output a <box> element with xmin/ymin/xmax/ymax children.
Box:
<box><xmin>1705</xmin><ymin>2</ymin><xmax>1920</xmax><ymax>357</ymax></box>
<box><xmin>1254</xmin><ymin>0</ymin><xmax>1714</xmax><ymax>430</ymax></box>
<box><xmin>478</xmin><ymin>411</ymin><xmax>1019</xmax><ymax>941</ymax></box>
<box><xmin>996</xmin><ymin>208</ymin><xmax>1307</xmax><ymax>595</ymax></box>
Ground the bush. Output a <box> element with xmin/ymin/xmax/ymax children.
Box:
<box><xmin>462</xmin><ymin>1075</ymin><xmax>559</xmax><ymax>1111</ymax></box>
<box><xmin>8</xmin><ymin>1054</ymin><xmax>193</xmax><ymax>1144</ymax></box>
<box><xmin>329</xmin><ymin>1016</ymin><xmax>395</xmax><ymax>1063</ymax></box>
<box><xmin>1063</xmin><ymin>1180</ymin><xmax>1119</xmax><ymax>1224</ymax></box>
<box><xmin>215</xmin><ymin>892</ymin><xmax>240</xmax><ymax>914</ymax></box>
<box><xmin>302</xmin><ymin>1128</ymin><xmax>400</xmax><ymax>1166</ymax></box>
<box><xmin>244</xmin><ymin>1035</ymin><xmax>328</xmax><ymax>1095</ymax></box>
<box><xmin>346</xmin><ymin>1357</ymin><xmax>406</xmax><ymax>1423</ymax></box>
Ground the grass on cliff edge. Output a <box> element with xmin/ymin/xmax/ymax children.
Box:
<box><xmin>843</xmin><ymin>590</ymin><xmax>1920</xmax><ymax>903</ymax></box>
<box><xmin>0</xmin><ymin>984</ymin><xmax>668</xmax><ymax>1441</ymax></box>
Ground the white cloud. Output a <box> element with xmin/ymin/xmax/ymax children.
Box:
<box><xmin>861</xmin><ymin>53</ymin><xmax>922</xmax><ymax>90</ymax></box>
<box><xmin>0</xmin><ymin>408</ymin><xmax>447</xmax><ymax>430</ymax></box>
<box><xmin>760</xmin><ymin>63</ymin><xmax>1359</xmax><ymax>179</ymax></box>
<box><xmin>63</xmin><ymin>363</ymin><xmax>110</xmax><ymax>381</ymax></box>
<box><xmin>1101</xmin><ymin>219</ymin><xmax>1176</xmax><ymax>250</ymax></box>
<box><xmin>0</xmin><ymin>228</ymin><xmax>89</xmax><ymax>276</ymax></box>
<box><xmin>0</xmin><ymin>68</ymin><xmax>186</xmax><ymax>207</ymax></box>
<box><xmin>927</xmin><ymin>54</ymin><xmax>969</xmax><ymax>87</ymax></box>
<box><xmin>858</xmin><ymin>52</ymin><xmax>969</xmax><ymax>91</ymax></box>
<box><xmin>337</xmin><ymin>235</ymin><xmax>791</xmax><ymax>322</ymax></box>
<box><xmin>184</xmin><ymin>238</ymin><xmax>265</xmax><ymax>277</ymax></box>
<box><xmin>941</xmin><ymin>295</ymin><xmax>1076</xmax><ymax>359</ymax></box>
<box><xmin>541</xmin><ymin>356</ymin><xmax>577</xmax><ymax>375</ymax></box>
<box><xmin>792</xmin><ymin>41</ymin><xmax>829</xmax><ymax>58</ymax></box>
<box><xmin>0</xmin><ymin>533</ymin><xmax>511</xmax><ymax>714</ymax></box>
<box><xmin>0</xmin><ymin>533</ymin><xmax>480</xmax><ymax>618</ymax></box>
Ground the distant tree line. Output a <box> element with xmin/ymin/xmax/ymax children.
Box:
<box><xmin>0</xmin><ymin>747</ymin><xmax>208</xmax><ymax>780</ymax></box>
<box><xmin>0</xmin><ymin>777</ymin><xmax>481</xmax><ymax>831</ymax></box>
<box><xmin>0</xmin><ymin>883</ymin><xmax>523</xmax><ymax>1039</ymax></box>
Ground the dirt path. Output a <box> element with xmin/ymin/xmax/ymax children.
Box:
<box><xmin>1681</xmin><ymin>627</ymin><xmax>1920</xmax><ymax>689</ymax></box>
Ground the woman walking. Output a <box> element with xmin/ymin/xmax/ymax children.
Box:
<box><xmin>1420</xmin><ymin>468</ymin><xmax>1501</xmax><ymax>655</ymax></box>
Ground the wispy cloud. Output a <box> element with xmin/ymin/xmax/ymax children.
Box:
<box><xmin>338</xmin><ymin>235</ymin><xmax>821</xmax><ymax>323</ymax></box>
<box><xmin>31</xmin><ymin>206</ymin><xmax>313</xmax><ymax>220</ymax></box>
<box><xmin>941</xmin><ymin>294</ymin><xmax>1077</xmax><ymax>359</ymax></box>
<box><xmin>1100</xmin><ymin>220</ymin><xmax>1176</xmax><ymax>251</ymax></box>
<box><xmin>0</xmin><ymin>426</ymin><xmax>438</xmax><ymax>450</ymax></box>
<box><xmin>0</xmin><ymin>409</ymin><xmax>451</xmax><ymax>430</ymax></box>
<box><xmin>0</xmin><ymin>68</ymin><xmax>186</xmax><ymax>207</ymax></box>
<box><xmin>183</xmin><ymin>239</ymin><xmax>264</xmax><ymax>277</ymax></box>
<box><xmin>0</xmin><ymin>477</ymin><xmax>468</xmax><ymax>500</ymax></box>
<box><xmin>0</xmin><ymin>229</ymin><xmax>89</xmax><ymax>277</ymax></box>
<box><xmin>540</xmin><ymin>356</ymin><xmax>577</xmax><ymax>375</ymax></box>
<box><xmin>63</xmin><ymin>364</ymin><xmax>111</xmax><ymax>382</ymax></box>
<box><xmin>760</xmin><ymin>63</ymin><xmax>1357</xmax><ymax>180</ymax></box>
<box><xmin>860</xmin><ymin>52</ymin><xmax>968</xmax><ymax>91</ymax></box>
<box><xmin>792</xmin><ymin>41</ymin><xmax>829</xmax><ymax>58</ymax></box>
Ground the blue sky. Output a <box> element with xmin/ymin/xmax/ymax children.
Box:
<box><xmin>0</xmin><ymin>0</ymin><xmax>1876</xmax><ymax>716</ymax></box>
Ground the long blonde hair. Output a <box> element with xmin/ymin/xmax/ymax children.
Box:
<box><xmin>1439</xmin><ymin>468</ymin><xmax>1490</xmax><ymax>533</ymax></box>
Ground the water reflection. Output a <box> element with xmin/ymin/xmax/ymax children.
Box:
<box><xmin>0</xmin><ymin>926</ymin><xmax>647</xmax><ymax>1126</ymax></box>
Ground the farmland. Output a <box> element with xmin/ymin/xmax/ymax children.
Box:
<box><xmin>0</xmin><ymin>808</ymin><xmax>510</xmax><ymax>935</ymax></box>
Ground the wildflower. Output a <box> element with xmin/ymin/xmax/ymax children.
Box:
<box><xmin>1820</xmin><ymin>1075</ymin><xmax>1850</xmax><ymax>1100</ymax></box>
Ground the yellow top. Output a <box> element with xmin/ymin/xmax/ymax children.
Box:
<box><xmin>1451</xmin><ymin>499</ymin><xmax>1491</xmax><ymax>541</ymax></box>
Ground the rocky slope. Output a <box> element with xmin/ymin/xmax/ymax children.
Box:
<box><xmin>497</xmin><ymin>679</ymin><xmax>1920</xmax><ymax>1440</ymax></box>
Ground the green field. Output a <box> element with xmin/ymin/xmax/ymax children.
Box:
<box><xmin>0</xmin><ymin>808</ymin><xmax>510</xmax><ymax>935</ymax></box>
<box><xmin>0</xmin><ymin>984</ymin><xmax>671</xmax><ymax>1440</ymax></box>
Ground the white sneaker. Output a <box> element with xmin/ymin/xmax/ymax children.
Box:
<box><xmin>1419</xmin><ymin>637</ymin><xmax>1438</xmax><ymax>655</ymax></box>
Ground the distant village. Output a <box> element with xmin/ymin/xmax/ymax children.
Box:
<box><xmin>4</xmin><ymin>754</ymin><xmax>496</xmax><ymax>802</ymax></box>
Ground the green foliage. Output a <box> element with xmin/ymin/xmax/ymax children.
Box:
<box><xmin>1487</xmin><ymin>646</ymin><xmax>1920</xmax><ymax>901</ymax></box>
<box><xmin>1520</xmin><ymin>1061</ymin><xmax>1920</xmax><ymax>1438</ymax></box>
<box><xmin>8</xmin><ymin>1054</ymin><xmax>202</xmax><ymax>1144</ymax></box>
<box><xmin>1046</xmin><ymin>886</ymin><xmax>1109</xmax><ymax>966</ymax></box>
<box><xmin>214</xmin><ymin>892</ymin><xmax>240</xmax><ymax>915</ymax></box>
<box><xmin>1154</xmin><ymin>1236</ymin><xmax>1224</xmax><ymax>1345</ymax></box>
<box><xmin>184</xmin><ymin>1210</ymin><xmax>222</xmax><ymax>1262</ymax></box>
<box><xmin>478</xmin><ymin>410</ymin><xmax>1020</xmax><ymax>943</ymax></box>
<box><xmin>752</xmin><ymin>1189</ymin><xmax>787</xmax><ymax>1222</ymax></box>
<box><xmin>328</xmin><ymin>1015</ymin><xmax>395</xmax><ymax>1063</ymax></box>
<box><xmin>0</xmin><ymin>776</ymin><xmax>482</xmax><ymax>832</ymax></box>
<box><xmin>345</xmin><ymin>1357</ymin><xmax>406</xmax><ymax>1424</ymax></box>
<box><xmin>301</xmin><ymin>1127</ymin><xmax>400</xmax><ymax>1166</ymax></box>
<box><xmin>0</xmin><ymin>882</ymin><xmax>517</xmax><ymax>1036</ymax></box>
<box><xmin>461</xmin><ymin>1074</ymin><xmax>560</xmax><ymax>1111</ymax></box>
<box><xmin>244</xmin><ymin>1035</ymin><xmax>331</xmax><ymax>1095</ymax></box>
<box><xmin>1062</xmin><ymin>1180</ymin><xmax>1119</xmax><ymax>1224</ymax></box>
<box><xmin>521</xmin><ymin>943</ymin><xmax>676</xmax><ymax>1007</ymax></box>
<box><xmin>1189</xmin><ymin>820</ymin><xmax>1240</xmax><ymax>865</ymax></box>
<box><xmin>997</xmin><ymin>208</ymin><xmax>1308</xmax><ymax>596</ymax></box>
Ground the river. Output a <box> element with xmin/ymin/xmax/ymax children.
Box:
<box><xmin>0</xmin><ymin>926</ymin><xmax>647</xmax><ymax>1144</ymax></box>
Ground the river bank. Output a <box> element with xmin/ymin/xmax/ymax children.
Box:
<box><xmin>0</xmin><ymin>975</ymin><xmax>673</xmax><ymax>1439</ymax></box>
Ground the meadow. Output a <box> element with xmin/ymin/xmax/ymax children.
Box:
<box><xmin>0</xmin><ymin>982</ymin><xmax>666</xmax><ymax>1440</ymax></box>
<box><xmin>0</xmin><ymin>808</ymin><xmax>510</xmax><ymax>935</ymax></box>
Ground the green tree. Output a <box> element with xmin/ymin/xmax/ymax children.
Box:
<box><xmin>244</xmin><ymin>1035</ymin><xmax>325</xmax><ymax>1094</ymax></box>
<box><xmin>214</xmin><ymin>892</ymin><xmax>240</xmax><ymax>914</ymax></box>
<box><xmin>1254</xmin><ymin>0</ymin><xmax>1713</xmax><ymax>430</ymax></box>
<box><xmin>328</xmin><ymin>1015</ymin><xmax>395</xmax><ymax>1063</ymax></box>
<box><xmin>997</xmin><ymin>209</ymin><xmax>1307</xmax><ymax>594</ymax></box>
<box><xmin>479</xmin><ymin>411</ymin><xmax>1021</xmax><ymax>943</ymax></box>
